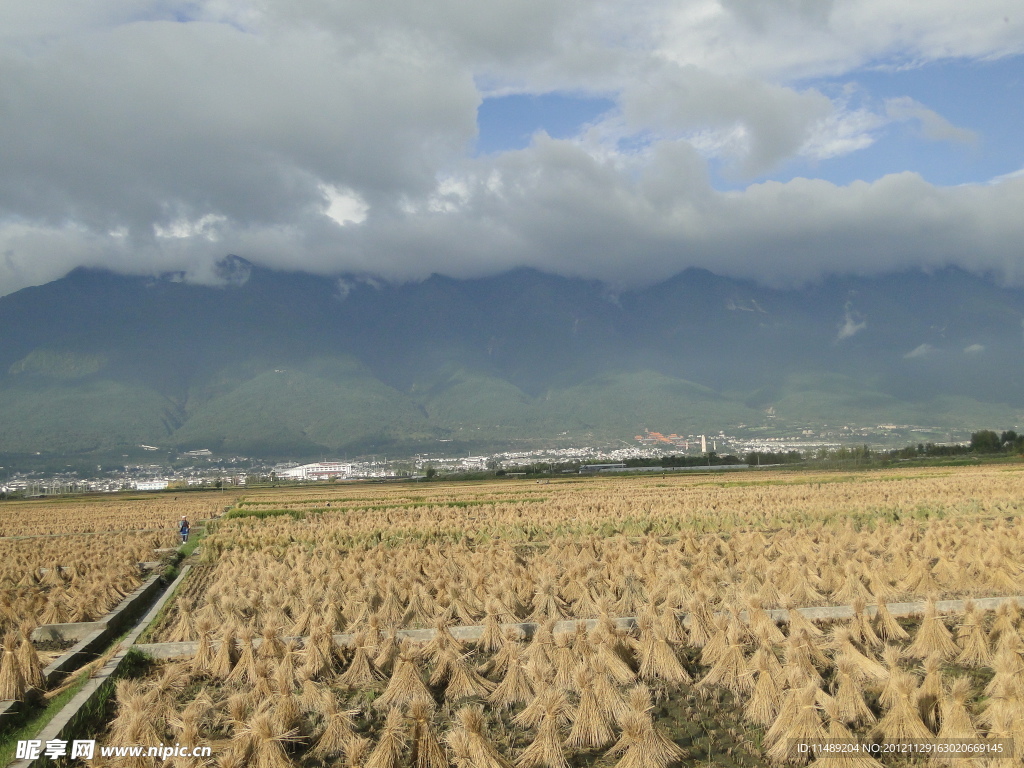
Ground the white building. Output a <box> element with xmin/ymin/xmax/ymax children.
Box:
<box><xmin>278</xmin><ymin>462</ymin><xmax>353</xmax><ymax>480</ymax></box>
<box><xmin>135</xmin><ymin>480</ymin><xmax>169</xmax><ymax>491</ymax></box>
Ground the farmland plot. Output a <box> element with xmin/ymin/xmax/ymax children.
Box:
<box><xmin>73</xmin><ymin>468</ymin><xmax>1024</xmax><ymax>765</ymax></box>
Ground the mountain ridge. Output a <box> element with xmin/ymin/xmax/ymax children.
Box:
<box><xmin>1</xmin><ymin>260</ymin><xmax>1021</xmax><ymax>458</ymax></box>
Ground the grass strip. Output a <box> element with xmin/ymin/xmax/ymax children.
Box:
<box><xmin>136</xmin><ymin>564</ymin><xmax>198</xmax><ymax>645</ymax></box>
<box><xmin>224</xmin><ymin>507</ymin><xmax>304</xmax><ymax>521</ymax></box>
<box><xmin>0</xmin><ymin>669</ymin><xmax>92</xmax><ymax>765</ymax></box>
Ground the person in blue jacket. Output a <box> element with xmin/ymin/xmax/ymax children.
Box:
<box><xmin>179</xmin><ymin>516</ymin><xmax>190</xmax><ymax>544</ymax></box>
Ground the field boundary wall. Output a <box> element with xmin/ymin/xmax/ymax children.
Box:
<box><xmin>133</xmin><ymin>594</ymin><xmax>1024</xmax><ymax>659</ymax></box>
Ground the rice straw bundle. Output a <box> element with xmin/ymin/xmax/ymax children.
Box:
<box><xmin>15</xmin><ymin>627</ymin><xmax>43</xmax><ymax>691</ymax></box>
<box><xmin>550</xmin><ymin>632</ymin><xmax>580</xmax><ymax>691</ymax></box>
<box><xmin>782</xmin><ymin>630</ymin><xmax>826</xmax><ymax>688</ymax></box>
<box><xmin>848</xmin><ymin>598</ymin><xmax>882</xmax><ymax>649</ymax></box>
<box><xmin>698</xmin><ymin>621</ymin><xmax>750</xmax><ymax>694</ymax></box>
<box><xmin>765</xmin><ymin>684</ymin><xmax>827</xmax><ymax>765</ymax></box>
<box><xmin>590</xmin><ymin>656</ymin><xmax>629</xmax><ymax>725</ymax></box>
<box><xmin>607</xmin><ymin>684</ymin><xmax>684</xmax><ymax>768</ymax></box>
<box><xmin>698</xmin><ymin>616</ymin><xmax>729</xmax><ymax>667</ymax></box>
<box><xmin>441</xmin><ymin>649</ymin><xmax>496</xmax><ymax>702</ymax></box>
<box><xmin>813</xmin><ymin>700</ymin><xmax>884</xmax><ymax>768</ymax></box>
<box><xmin>374</xmin><ymin>631</ymin><xmax>401</xmax><ymax>674</ymax></box>
<box><xmin>635</xmin><ymin>614</ymin><xmax>691</xmax><ymax>686</ymax></box>
<box><xmin>981</xmin><ymin>647</ymin><xmax>1024</xmax><ymax>713</ymax></box>
<box><xmin>424</xmin><ymin>616</ymin><xmax>466</xmax><ymax>663</ymax></box>
<box><xmin>308</xmin><ymin>700</ymin><xmax>359</xmax><ymax>762</ymax></box>
<box><xmin>449</xmin><ymin>704</ymin><xmax>514</xmax><ymax>768</ymax></box>
<box><xmin>299</xmin><ymin>678</ymin><xmax>334</xmax><ymax>714</ymax></box>
<box><xmin>0</xmin><ymin>632</ymin><xmax>25</xmax><ymax>701</ymax></box>
<box><xmin>747</xmin><ymin>598</ymin><xmax>785</xmax><ymax>645</ymax></box>
<box><xmin>338</xmin><ymin>634</ymin><xmax>385</xmax><ymax>690</ymax></box>
<box><xmin>931</xmin><ymin>677</ymin><xmax>980</xmax><ymax>768</ymax></box>
<box><xmin>305</xmin><ymin>619</ymin><xmax>338</xmax><ymax>678</ymax></box>
<box><xmin>273</xmin><ymin>640</ymin><xmax>300</xmax><ymax>694</ymax></box>
<box><xmin>904</xmin><ymin>598</ymin><xmax>958</xmax><ymax>660</ymax></box>
<box><xmin>488</xmin><ymin>647</ymin><xmax>534</xmax><ymax>709</ymax></box>
<box><xmin>743</xmin><ymin>647</ymin><xmax>785</xmax><ymax>727</ymax></box>
<box><xmin>989</xmin><ymin>603</ymin><xmax>1022</xmax><ymax>652</ymax></box>
<box><xmin>374</xmin><ymin>643</ymin><xmax>433</xmax><ymax>710</ymax></box>
<box><xmin>227</xmin><ymin>626</ymin><xmax>260</xmax><ymax>685</ymax></box>
<box><xmin>346</xmin><ymin>735</ymin><xmax>373</xmax><ymax>768</ymax></box>
<box><xmin>659</xmin><ymin>604</ymin><xmax>686</xmax><ymax>645</ymax></box>
<box><xmin>916</xmin><ymin>654</ymin><xmax>943</xmax><ymax>731</ymax></box>
<box><xmin>192</xmin><ymin>617</ymin><xmax>216</xmax><ymax>676</ymax></box>
<box><xmin>234</xmin><ymin>711</ymin><xmax>300</xmax><ymax>768</ymax></box>
<box><xmin>290</xmin><ymin>603</ymin><xmax>317</xmax><ymax>637</ymax></box>
<box><xmin>787</xmin><ymin>604</ymin><xmax>824</xmax><ymax>638</ymax></box>
<box><xmin>833</xmin><ymin>565</ymin><xmax>872</xmax><ymax>605</ymax></box>
<box><xmin>211</xmin><ymin>623</ymin><xmax>240</xmax><ymax>681</ymax></box>
<box><xmin>872</xmin><ymin>673</ymin><xmax>934</xmax><ymax>742</ymax></box>
<box><xmin>108</xmin><ymin>680</ymin><xmax>165</xmax><ymax>765</ymax></box>
<box><xmin>404</xmin><ymin>585</ymin><xmax>437</xmax><ymax>628</ymax></box>
<box><xmin>516</xmin><ymin>693</ymin><xmax>570</xmax><ymax>768</ymax></box>
<box><xmin>410</xmin><ymin>699</ymin><xmax>448</xmax><ymax>768</ymax></box>
<box><xmin>258</xmin><ymin>625</ymin><xmax>286</xmax><ymax>661</ymax></box>
<box><xmin>955</xmin><ymin>602</ymin><xmax>991</xmax><ymax>666</ymax></box>
<box><xmin>830</xmin><ymin>658</ymin><xmax>875</xmax><ymax>727</ymax></box>
<box><xmin>685</xmin><ymin>596</ymin><xmax>716</xmax><ymax>649</ymax></box>
<box><xmin>565</xmin><ymin>669</ymin><xmax>615</xmax><ymax>750</ymax></box>
<box><xmin>376</xmin><ymin>585</ymin><xmax>406</xmax><ymax>629</ymax></box>
<box><xmin>365</xmin><ymin>708</ymin><xmax>408</xmax><ymax>768</ymax></box>
<box><xmin>482</xmin><ymin>631</ymin><xmax>526</xmax><ymax>677</ymax></box>
<box><xmin>765</xmin><ymin>681</ymin><xmax>827</xmax><ymax>765</ymax></box>
<box><xmin>272</xmin><ymin>689</ymin><xmax>302</xmax><ymax>734</ymax></box>
<box><xmin>514</xmin><ymin>687</ymin><xmax>568</xmax><ymax>730</ymax></box>
<box><xmin>831</xmin><ymin>628</ymin><xmax>887</xmax><ymax>682</ymax></box>
<box><xmin>591</xmin><ymin>631</ymin><xmax>636</xmax><ymax>686</ymax></box>
<box><xmin>479</xmin><ymin>603</ymin><xmax>505</xmax><ymax>654</ymax></box>
<box><xmin>872</xmin><ymin>602</ymin><xmax>908</xmax><ymax>642</ymax></box>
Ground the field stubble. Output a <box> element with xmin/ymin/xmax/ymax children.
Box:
<box><xmin>9</xmin><ymin>466</ymin><xmax>1024</xmax><ymax>767</ymax></box>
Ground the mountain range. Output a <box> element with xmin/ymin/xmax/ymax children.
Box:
<box><xmin>1</xmin><ymin>256</ymin><xmax>1021</xmax><ymax>460</ymax></box>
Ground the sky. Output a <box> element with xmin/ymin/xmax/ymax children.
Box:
<box><xmin>1</xmin><ymin>0</ymin><xmax>1023</xmax><ymax>296</ymax></box>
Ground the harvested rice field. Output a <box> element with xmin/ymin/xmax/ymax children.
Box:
<box><xmin>26</xmin><ymin>466</ymin><xmax>1024</xmax><ymax>765</ymax></box>
<box><xmin>0</xmin><ymin>532</ymin><xmax>177</xmax><ymax>633</ymax></box>
<box><xmin>0</xmin><ymin>492</ymin><xmax>220</xmax><ymax>706</ymax></box>
<box><xmin>0</xmin><ymin>493</ymin><xmax>235</xmax><ymax>538</ymax></box>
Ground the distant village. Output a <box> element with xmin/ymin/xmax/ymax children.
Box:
<box><xmin>0</xmin><ymin>422</ymin><xmax>969</xmax><ymax>496</ymax></box>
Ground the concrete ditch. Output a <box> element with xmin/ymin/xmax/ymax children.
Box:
<box><xmin>5</xmin><ymin>565</ymin><xmax>193</xmax><ymax>768</ymax></box>
<box><xmin>31</xmin><ymin>574</ymin><xmax>164</xmax><ymax>647</ymax></box>
<box><xmin>0</xmin><ymin>574</ymin><xmax>165</xmax><ymax>731</ymax></box>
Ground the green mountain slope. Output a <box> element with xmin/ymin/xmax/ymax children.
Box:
<box><xmin>171</xmin><ymin>359</ymin><xmax>438</xmax><ymax>455</ymax></box>
<box><xmin>2</xmin><ymin>263</ymin><xmax>1024</xmax><ymax>458</ymax></box>
<box><xmin>0</xmin><ymin>380</ymin><xmax>175</xmax><ymax>453</ymax></box>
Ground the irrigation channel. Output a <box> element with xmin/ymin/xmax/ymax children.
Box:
<box><xmin>1</xmin><ymin>532</ymin><xmax>203</xmax><ymax>768</ymax></box>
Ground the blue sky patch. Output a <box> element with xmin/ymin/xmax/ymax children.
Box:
<box><xmin>475</xmin><ymin>92</ymin><xmax>616</xmax><ymax>155</ymax></box>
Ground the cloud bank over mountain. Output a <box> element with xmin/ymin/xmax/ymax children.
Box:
<box><xmin>1</xmin><ymin>0</ymin><xmax>1022</xmax><ymax>295</ymax></box>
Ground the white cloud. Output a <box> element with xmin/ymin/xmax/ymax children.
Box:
<box><xmin>653</xmin><ymin>0</ymin><xmax>1024</xmax><ymax>80</ymax></box>
<box><xmin>154</xmin><ymin>213</ymin><xmax>227</xmax><ymax>240</ymax></box>
<box><xmin>0</xmin><ymin>0</ymin><xmax>1022</xmax><ymax>296</ymax></box>
<box><xmin>885</xmin><ymin>97</ymin><xmax>978</xmax><ymax>145</ymax></box>
<box><xmin>837</xmin><ymin>305</ymin><xmax>867</xmax><ymax>340</ymax></box>
<box><xmin>964</xmin><ymin>343</ymin><xmax>985</xmax><ymax>354</ymax></box>
<box><xmin>321</xmin><ymin>186</ymin><xmax>369</xmax><ymax>226</ymax></box>
<box><xmin>799</xmin><ymin>104</ymin><xmax>886</xmax><ymax>161</ymax></box>
<box><xmin>618</xmin><ymin>65</ymin><xmax>836</xmax><ymax>175</ymax></box>
<box><xmin>904</xmin><ymin>343</ymin><xmax>936</xmax><ymax>359</ymax></box>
